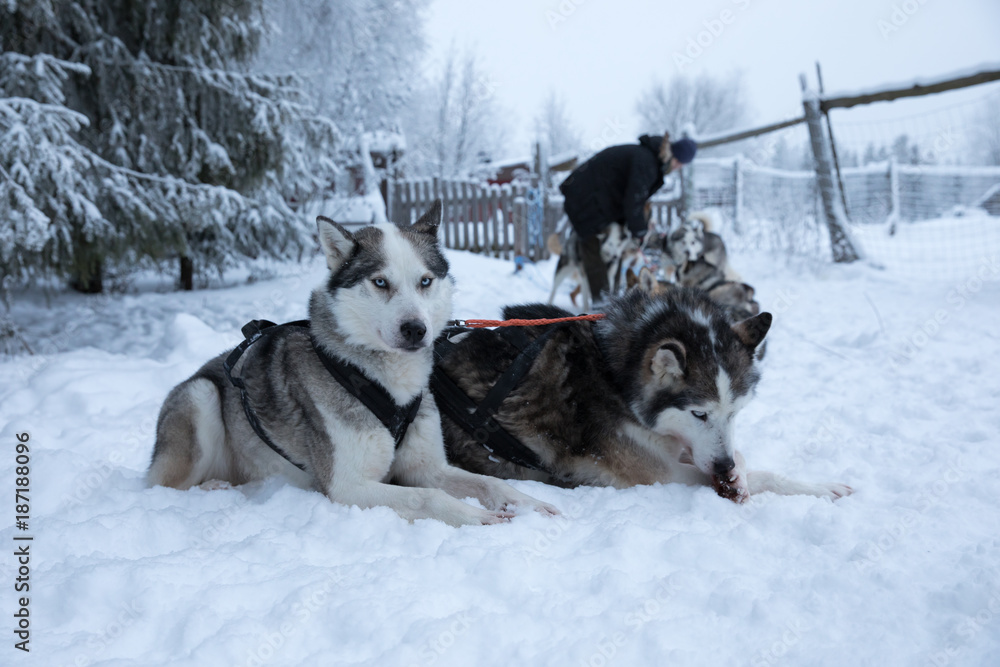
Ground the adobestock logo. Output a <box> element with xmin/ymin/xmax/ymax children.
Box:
<box><xmin>673</xmin><ymin>0</ymin><xmax>754</xmax><ymax>72</ymax></box>
<box><xmin>877</xmin><ymin>0</ymin><xmax>930</xmax><ymax>39</ymax></box>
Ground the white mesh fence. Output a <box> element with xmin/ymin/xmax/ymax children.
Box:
<box><xmin>684</xmin><ymin>157</ymin><xmax>1000</xmax><ymax>280</ymax></box>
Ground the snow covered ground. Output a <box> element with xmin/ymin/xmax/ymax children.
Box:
<box><xmin>2</xmin><ymin>242</ymin><xmax>1000</xmax><ymax>667</ymax></box>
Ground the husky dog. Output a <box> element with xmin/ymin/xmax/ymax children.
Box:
<box><xmin>664</xmin><ymin>212</ymin><xmax>742</xmax><ymax>283</ymax></box>
<box><xmin>628</xmin><ymin>265</ymin><xmax>764</xmax><ymax>358</ymax></box>
<box><xmin>547</xmin><ymin>223</ymin><xmax>633</xmax><ymax>311</ymax></box>
<box><xmin>148</xmin><ymin>201</ymin><xmax>558</xmax><ymax>526</ymax></box>
<box><xmin>437</xmin><ymin>289</ymin><xmax>851</xmax><ymax>502</ymax></box>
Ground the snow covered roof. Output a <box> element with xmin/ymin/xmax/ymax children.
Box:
<box><xmin>361</xmin><ymin>130</ymin><xmax>406</xmax><ymax>154</ymax></box>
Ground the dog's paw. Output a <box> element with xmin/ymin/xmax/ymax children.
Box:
<box><xmin>815</xmin><ymin>482</ymin><xmax>853</xmax><ymax>500</ymax></box>
<box><xmin>504</xmin><ymin>500</ymin><xmax>560</xmax><ymax>517</ymax></box>
<box><xmin>533</xmin><ymin>501</ymin><xmax>561</xmax><ymax>516</ymax></box>
<box><xmin>713</xmin><ymin>453</ymin><xmax>750</xmax><ymax>504</ymax></box>
<box><xmin>501</xmin><ymin>491</ymin><xmax>561</xmax><ymax>517</ymax></box>
<box><xmin>712</xmin><ymin>471</ymin><xmax>750</xmax><ymax>504</ymax></box>
<box><xmin>479</xmin><ymin>509</ymin><xmax>515</xmax><ymax>525</ymax></box>
<box><xmin>485</xmin><ymin>481</ymin><xmax>561</xmax><ymax>517</ymax></box>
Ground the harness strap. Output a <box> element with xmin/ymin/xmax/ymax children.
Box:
<box><xmin>223</xmin><ymin>319</ymin><xmax>423</xmax><ymax>473</ymax></box>
<box><xmin>309</xmin><ymin>334</ymin><xmax>422</xmax><ymax>449</ymax></box>
<box><xmin>431</xmin><ymin>325</ymin><xmax>565</xmax><ymax>474</ymax></box>
<box><xmin>223</xmin><ymin>320</ymin><xmax>310</xmax><ymax>472</ymax></box>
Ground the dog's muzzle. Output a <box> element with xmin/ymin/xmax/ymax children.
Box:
<box><xmin>712</xmin><ymin>456</ymin><xmax>736</xmax><ymax>478</ymax></box>
<box><xmin>399</xmin><ymin>319</ymin><xmax>427</xmax><ymax>350</ymax></box>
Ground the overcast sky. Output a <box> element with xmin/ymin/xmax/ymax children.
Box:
<box><xmin>424</xmin><ymin>0</ymin><xmax>1000</xmax><ymax>158</ymax></box>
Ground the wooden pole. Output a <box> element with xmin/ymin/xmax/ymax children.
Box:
<box><xmin>801</xmin><ymin>74</ymin><xmax>861</xmax><ymax>263</ymax></box>
<box><xmin>733</xmin><ymin>156</ymin><xmax>743</xmax><ymax>235</ymax></box>
<box><xmin>384</xmin><ymin>177</ymin><xmax>394</xmax><ymax>223</ymax></box>
<box><xmin>816</xmin><ymin>61</ymin><xmax>851</xmax><ymax>221</ymax></box>
<box><xmin>820</xmin><ymin>67</ymin><xmax>1000</xmax><ymax>111</ymax></box>
<box><xmin>695</xmin><ymin>116</ymin><xmax>806</xmax><ymax>149</ymax></box>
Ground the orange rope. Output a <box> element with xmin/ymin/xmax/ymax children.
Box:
<box><xmin>454</xmin><ymin>313</ymin><xmax>606</xmax><ymax>328</ymax></box>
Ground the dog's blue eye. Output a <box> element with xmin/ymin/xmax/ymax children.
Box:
<box><xmin>691</xmin><ymin>410</ymin><xmax>708</xmax><ymax>421</ymax></box>
<box><xmin>420</xmin><ymin>277</ymin><xmax>433</xmax><ymax>288</ymax></box>
<box><xmin>373</xmin><ymin>278</ymin><xmax>388</xmax><ymax>289</ymax></box>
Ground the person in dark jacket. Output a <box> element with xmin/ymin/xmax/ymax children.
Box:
<box><xmin>559</xmin><ymin>132</ymin><xmax>697</xmax><ymax>301</ymax></box>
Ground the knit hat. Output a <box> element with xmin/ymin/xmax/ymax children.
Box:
<box><xmin>669</xmin><ymin>138</ymin><xmax>697</xmax><ymax>164</ymax></box>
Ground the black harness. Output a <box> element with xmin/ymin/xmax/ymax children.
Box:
<box><xmin>223</xmin><ymin>319</ymin><xmax>423</xmax><ymax>472</ymax></box>
<box><xmin>430</xmin><ymin>324</ymin><xmax>565</xmax><ymax>475</ymax></box>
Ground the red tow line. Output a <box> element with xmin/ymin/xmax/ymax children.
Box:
<box><xmin>450</xmin><ymin>313</ymin><xmax>606</xmax><ymax>329</ymax></box>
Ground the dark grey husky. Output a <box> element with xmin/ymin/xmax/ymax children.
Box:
<box><xmin>436</xmin><ymin>288</ymin><xmax>851</xmax><ymax>502</ymax></box>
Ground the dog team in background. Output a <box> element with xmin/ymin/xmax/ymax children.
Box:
<box><xmin>549</xmin><ymin>209</ymin><xmax>761</xmax><ymax>328</ymax></box>
<box><xmin>548</xmin><ymin>132</ymin><xmax>758</xmax><ymax>325</ymax></box>
<box><xmin>148</xmin><ymin>132</ymin><xmax>853</xmax><ymax>526</ymax></box>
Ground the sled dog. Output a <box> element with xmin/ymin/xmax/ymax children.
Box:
<box><xmin>664</xmin><ymin>211</ymin><xmax>742</xmax><ymax>283</ymax></box>
<box><xmin>629</xmin><ymin>264</ymin><xmax>759</xmax><ymax>317</ymax></box>
<box><xmin>547</xmin><ymin>223</ymin><xmax>634</xmax><ymax>311</ymax></box>
<box><xmin>437</xmin><ymin>288</ymin><xmax>851</xmax><ymax>502</ymax></box>
<box><xmin>148</xmin><ymin>201</ymin><xmax>557</xmax><ymax>526</ymax></box>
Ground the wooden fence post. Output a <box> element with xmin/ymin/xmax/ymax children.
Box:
<box><xmin>385</xmin><ymin>177</ymin><xmax>394</xmax><ymax>222</ymax></box>
<box><xmin>511</xmin><ymin>184</ymin><xmax>527</xmax><ymax>265</ymax></box>
<box><xmin>490</xmin><ymin>185</ymin><xmax>503</xmax><ymax>260</ymax></box>
<box><xmin>801</xmin><ymin>74</ymin><xmax>862</xmax><ymax>263</ymax></box>
<box><xmin>733</xmin><ymin>156</ymin><xmax>744</xmax><ymax>235</ymax></box>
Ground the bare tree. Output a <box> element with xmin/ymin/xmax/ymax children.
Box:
<box><xmin>635</xmin><ymin>72</ymin><xmax>750</xmax><ymax>142</ymax></box>
<box><xmin>534</xmin><ymin>90</ymin><xmax>583</xmax><ymax>158</ymax></box>
<box><xmin>404</xmin><ymin>46</ymin><xmax>508</xmax><ymax>178</ymax></box>
<box><xmin>258</xmin><ymin>0</ymin><xmax>428</xmax><ymax>134</ymax></box>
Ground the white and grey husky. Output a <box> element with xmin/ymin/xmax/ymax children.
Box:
<box><xmin>665</xmin><ymin>211</ymin><xmax>742</xmax><ymax>284</ymax></box>
<box><xmin>437</xmin><ymin>286</ymin><xmax>851</xmax><ymax>503</ymax></box>
<box><xmin>148</xmin><ymin>200</ymin><xmax>558</xmax><ymax>526</ymax></box>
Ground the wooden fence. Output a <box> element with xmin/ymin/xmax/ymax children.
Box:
<box><xmin>388</xmin><ymin>177</ymin><xmax>564</xmax><ymax>261</ymax></box>
<box><xmin>389</xmin><ymin>176</ymin><xmax>687</xmax><ymax>265</ymax></box>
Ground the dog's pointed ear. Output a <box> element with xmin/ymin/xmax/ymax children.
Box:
<box><xmin>651</xmin><ymin>340</ymin><xmax>686</xmax><ymax>384</ymax></box>
<box><xmin>732</xmin><ymin>312</ymin><xmax>771</xmax><ymax>351</ymax></box>
<box><xmin>411</xmin><ymin>199</ymin><xmax>443</xmax><ymax>239</ymax></box>
<box><xmin>626</xmin><ymin>267</ymin><xmax>639</xmax><ymax>290</ymax></box>
<box><xmin>638</xmin><ymin>266</ymin><xmax>659</xmax><ymax>293</ymax></box>
<box><xmin>317</xmin><ymin>216</ymin><xmax>356</xmax><ymax>271</ymax></box>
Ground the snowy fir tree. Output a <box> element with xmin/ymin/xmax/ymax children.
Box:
<box><xmin>0</xmin><ymin>0</ymin><xmax>338</xmax><ymax>293</ymax></box>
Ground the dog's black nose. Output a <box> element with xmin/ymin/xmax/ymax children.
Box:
<box><xmin>400</xmin><ymin>320</ymin><xmax>426</xmax><ymax>346</ymax></box>
<box><xmin>712</xmin><ymin>457</ymin><xmax>736</xmax><ymax>477</ymax></box>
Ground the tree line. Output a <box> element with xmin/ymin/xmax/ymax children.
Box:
<box><xmin>3</xmin><ymin>2</ymin><xmax>997</xmax><ymax>296</ymax></box>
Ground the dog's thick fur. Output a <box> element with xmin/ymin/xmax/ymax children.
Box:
<box><xmin>148</xmin><ymin>201</ymin><xmax>557</xmax><ymax>526</ymax></box>
<box><xmin>438</xmin><ymin>289</ymin><xmax>851</xmax><ymax>502</ymax></box>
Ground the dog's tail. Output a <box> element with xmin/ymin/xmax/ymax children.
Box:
<box><xmin>688</xmin><ymin>211</ymin><xmax>714</xmax><ymax>232</ymax></box>
<box><xmin>546</xmin><ymin>233</ymin><xmax>563</xmax><ymax>256</ymax></box>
